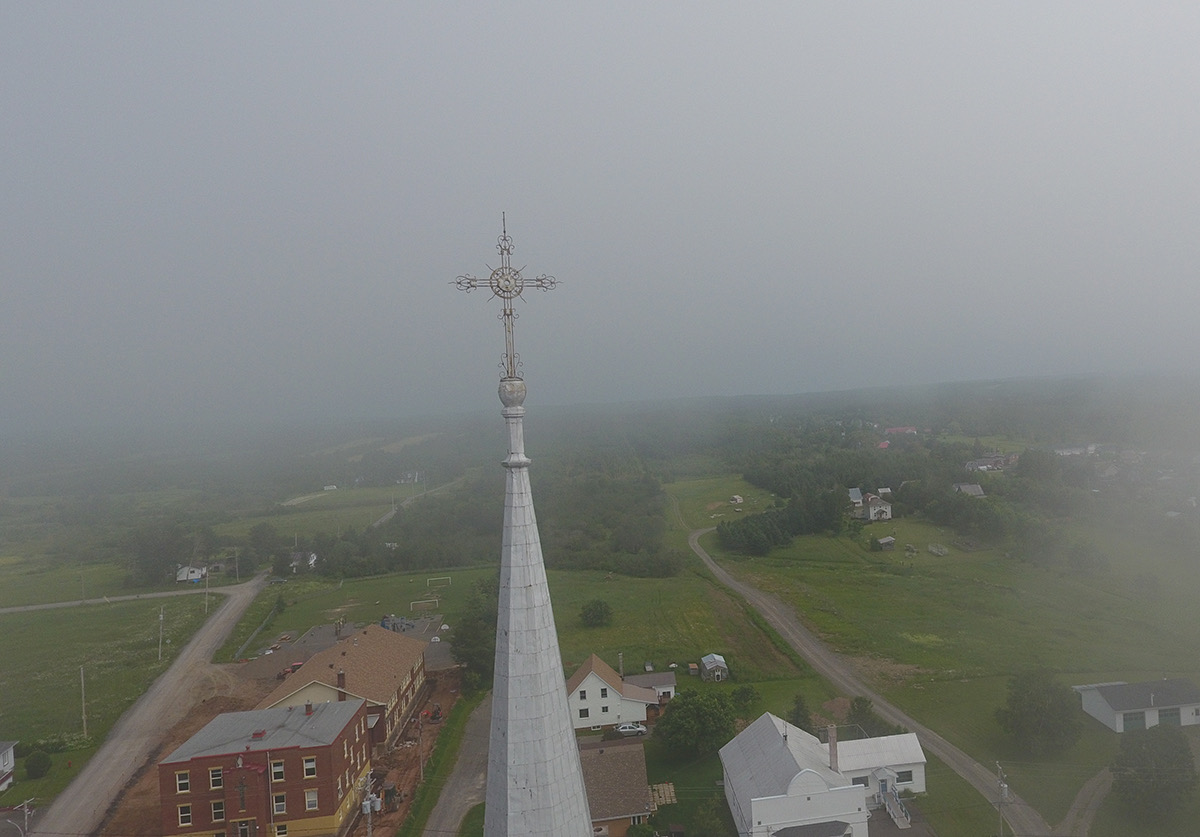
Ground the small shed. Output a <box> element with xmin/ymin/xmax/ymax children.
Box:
<box><xmin>877</xmin><ymin>536</ymin><xmax>896</xmax><ymax>551</ymax></box>
<box><xmin>700</xmin><ymin>653</ymin><xmax>729</xmax><ymax>682</ymax></box>
<box><xmin>175</xmin><ymin>565</ymin><xmax>206</xmax><ymax>583</ymax></box>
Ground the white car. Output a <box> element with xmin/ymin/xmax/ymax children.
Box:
<box><xmin>616</xmin><ymin>722</ymin><xmax>647</xmax><ymax>736</ymax></box>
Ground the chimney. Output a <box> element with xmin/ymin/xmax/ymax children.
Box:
<box><xmin>305</xmin><ymin>701</ymin><xmax>313</xmax><ymax>716</ymax></box>
<box><xmin>618</xmin><ymin>652</ymin><xmax>624</xmax><ymax>678</ymax></box>
<box><xmin>828</xmin><ymin>725</ymin><xmax>839</xmax><ymax>774</ymax></box>
<box><xmin>338</xmin><ymin>669</ymin><xmax>346</xmax><ymax>701</ymax></box>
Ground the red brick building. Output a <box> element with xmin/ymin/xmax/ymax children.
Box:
<box><xmin>158</xmin><ymin>699</ymin><xmax>369</xmax><ymax>837</ymax></box>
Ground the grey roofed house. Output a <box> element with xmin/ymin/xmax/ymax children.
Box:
<box><xmin>719</xmin><ymin>713</ymin><xmax>868</xmax><ymax>837</ymax></box>
<box><xmin>1075</xmin><ymin>679</ymin><xmax>1200</xmax><ymax>732</ymax></box>
<box><xmin>160</xmin><ymin>699</ymin><xmax>366</xmax><ymax>763</ymax></box>
<box><xmin>952</xmin><ymin>483</ymin><xmax>986</xmax><ymax>497</ymax></box>
<box><xmin>0</xmin><ymin>740</ymin><xmax>17</xmax><ymax>792</ymax></box>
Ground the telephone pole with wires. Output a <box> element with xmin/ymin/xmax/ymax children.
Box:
<box><xmin>996</xmin><ymin>761</ymin><xmax>1010</xmax><ymax>836</ymax></box>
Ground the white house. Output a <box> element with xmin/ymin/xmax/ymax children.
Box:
<box><xmin>0</xmin><ymin>740</ymin><xmax>17</xmax><ymax>792</ymax></box>
<box><xmin>848</xmin><ymin>488</ymin><xmax>864</xmax><ymax>518</ymax></box>
<box><xmin>720</xmin><ymin>714</ymin><xmax>868</xmax><ymax>837</ymax></box>
<box><xmin>864</xmin><ymin>494</ymin><xmax>892</xmax><ymax>521</ymax></box>
<box><xmin>175</xmin><ymin>565</ymin><xmax>206</xmax><ymax>583</ymax></box>
<box><xmin>828</xmin><ymin>731</ymin><xmax>926</xmax><ymax>801</ymax></box>
<box><xmin>566</xmin><ymin>654</ymin><xmax>660</xmax><ymax>730</ymax></box>
<box><xmin>1074</xmin><ymin>679</ymin><xmax>1200</xmax><ymax>732</ymax></box>
<box><xmin>719</xmin><ymin>715</ymin><xmax>926</xmax><ymax>837</ymax></box>
<box><xmin>624</xmin><ymin>671</ymin><xmax>676</xmax><ymax>703</ymax></box>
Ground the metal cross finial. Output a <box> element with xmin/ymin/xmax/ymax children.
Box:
<box><xmin>454</xmin><ymin>214</ymin><xmax>557</xmax><ymax>379</ymax></box>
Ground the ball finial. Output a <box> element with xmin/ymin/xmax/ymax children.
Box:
<box><xmin>499</xmin><ymin>377</ymin><xmax>527</xmax><ymax>407</ymax></box>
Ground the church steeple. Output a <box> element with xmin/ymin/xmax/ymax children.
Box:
<box><xmin>454</xmin><ymin>220</ymin><xmax>592</xmax><ymax>836</ymax></box>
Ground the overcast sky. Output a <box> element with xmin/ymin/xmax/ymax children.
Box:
<box><xmin>3</xmin><ymin>3</ymin><xmax>1198</xmax><ymax>434</ymax></box>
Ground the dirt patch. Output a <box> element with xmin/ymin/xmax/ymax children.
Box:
<box><xmin>850</xmin><ymin>656</ymin><xmax>926</xmax><ymax>688</ymax></box>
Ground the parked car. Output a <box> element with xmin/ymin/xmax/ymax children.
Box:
<box><xmin>616</xmin><ymin>722</ymin><xmax>647</xmax><ymax>736</ymax></box>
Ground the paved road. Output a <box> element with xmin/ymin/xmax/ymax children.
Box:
<box><xmin>684</xmin><ymin>524</ymin><xmax>1054</xmax><ymax>837</ymax></box>
<box><xmin>31</xmin><ymin>573</ymin><xmax>268</xmax><ymax>837</ymax></box>
<box><xmin>421</xmin><ymin>693</ymin><xmax>492</xmax><ymax>837</ymax></box>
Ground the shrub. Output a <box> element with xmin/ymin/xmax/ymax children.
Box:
<box><xmin>26</xmin><ymin>750</ymin><xmax>51</xmax><ymax>779</ymax></box>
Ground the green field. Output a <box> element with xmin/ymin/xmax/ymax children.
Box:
<box><xmin>673</xmin><ymin>483</ymin><xmax>1200</xmax><ymax>834</ymax></box>
<box><xmin>0</xmin><ymin>595</ymin><xmax>212</xmax><ymax>805</ymax></box>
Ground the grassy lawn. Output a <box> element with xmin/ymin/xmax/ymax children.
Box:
<box><xmin>212</xmin><ymin>484</ymin><xmax>430</xmax><ymax>540</ymax></box>
<box><xmin>0</xmin><ymin>555</ymin><xmax>154</xmax><ymax>608</ymax></box>
<box><xmin>0</xmin><ymin>595</ymin><xmax>212</xmax><ymax>805</ymax></box>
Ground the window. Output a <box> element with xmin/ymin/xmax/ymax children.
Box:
<box><xmin>209</xmin><ymin>768</ymin><xmax>223</xmax><ymax>790</ymax></box>
<box><xmin>176</xmin><ymin>772</ymin><xmax>190</xmax><ymax>793</ymax></box>
<box><xmin>178</xmin><ymin>805</ymin><xmax>192</xmax><ymax>826</ymax></box>
<box><xmin>851</xmin><ymin>777</ymin><xmax>869</xmax><ymax>787</ymax></box>
<box><xmin>211</xmin><ymin>801</ymin><xmax>225</xmax><ymax>822</ymax></box>
<box><xmin>1159</xmin><ymin>707</ymin><xmax>1182</xmax><ymax>726</ymax></box>
<box><xmin>579</xmin><ymin>690</ymin><xmax>587</xmax><ymax>700</ymax></box>
<box><xmin>305</xmin><ymin>790</ymin><xmax>319</xmax><ymax>811</ymax></box>
<box><xmin>275</xmin><ymin>826</ymin><xmax>288</xmax><ymax>837</ymax></box>
<box><xmin>303</xmin><ymin>757</ymin><xmax>317</xmax><ymax>778</ymax></box>
<box><xmin>896</xmin><ymin>770</ymin><xmax>914</xmax><ymax>784</ymax></box>
<box><xmin>579</xmin><ymin>708</ymin><xmax>589</xmax><ymax>719</ymax></box>
<box><xmin>271</xmin><ymin>760</ymin><xmax>285</xmax><ymax>782</ymax></box>
<box><xmin>600</xmin><ymin>688</ymin><xmax>608</xmax><ymax>699</ymax></box>
<box><xmin>601</xmin><ymin>706</ymin><xmax>609</xmax><ymax>714</ymax></box>
<box><xmin>274</xmin><ymin>793</ymin><xmax>287</xmax><ymax>815</ymax></box>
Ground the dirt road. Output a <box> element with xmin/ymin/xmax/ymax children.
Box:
<box><xmin>32</xmin><ymin>574</ymin><xmax>267</xmax><ymax>837</ymax></box>
<box><xmin>420</xmin><ymin>693</ymin><xmax>492</xmax><ymax>837</ymax></box>
<box><xmin>685</xmin><ymin>525</ymin><xmax>1054</xmax><ymax>837</ymax></box>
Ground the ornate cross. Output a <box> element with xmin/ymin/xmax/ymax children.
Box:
<box><xmin>454</xmin><ymin>214</ymin><xmax>557</xmax><ymax>380</ymax></box>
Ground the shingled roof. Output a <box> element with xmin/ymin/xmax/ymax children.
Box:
<box><xmin>257</xmin><ymin>624</ymin><xmax>426</xmax><ymax>710</ymax></box>
<box><xmin>565</xmin><ymin>654</ymin><xmax>658</xmax><ymax>704</ymax></box>
<box><xmin>579</xmin><ymin>740</ymin><xmax>653</xmax><ymax>822</ymax></box>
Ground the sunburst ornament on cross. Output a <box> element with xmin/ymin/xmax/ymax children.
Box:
<box><xmin>454</xmin><ymin>214</ymin><xmax>558</xmax><ymax>382</ymax></box>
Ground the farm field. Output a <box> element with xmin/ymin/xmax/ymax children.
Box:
<box><xmin>680</xmin><ymin>489</ymin><xmax>1200</xmax><ymax>832</ymax></box>
<box><xmin>0</xmin><ymin>595</ymin><xmax>211</xmax><ymax>805</ymax></box>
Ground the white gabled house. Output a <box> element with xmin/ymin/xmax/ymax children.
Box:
<box><xmin>719</xmin><ymin>714</ymin><xmax>927</xmax><ymax>837</ymax></box>
<box><xmin>175</xmin><ymin>565</ymin><xmax>206</xmax><ymax>583</ymax></box>
<box><xmin>0</xmin><ymin>740</ymin><xmax>17</xmax><ymax>792</ymax></box>
<box><xmin>566</xmin><ymin>654</ymin><xmax>660</xmax><ymax>730</ymax></box>
<box><xmin>1074</xmin><ymin>679</ymin><xmax>1200</xmax><ymax>732</ymax></box>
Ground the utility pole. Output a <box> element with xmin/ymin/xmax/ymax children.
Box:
<box><xmin>158</xmin><ymin>606</ymin><xmax>164</xmax><ymax>661</ymax></box>
<box><xmin>996</xmin><ymin>761</ymin><xmax>1008</xmax><ymax>837</ymax></box>
<box><xmin>235</xmin><ymin>547</ymin><xmax>240</xmax><ymax>582</ymax></box>
<box><xmin>80</xmin><ymin>667</ymin><xmax>87</xmax><ymax>739</ymax></box>
<box><xmin>204</xmin><ymin>567</ymin><xmax>209</xmax><ymax>614</ymax></box>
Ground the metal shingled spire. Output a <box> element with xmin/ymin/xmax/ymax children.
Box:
<box><xmin>454</xmin><ymin>219</ymin><xmax>592</xmax><ymax>836</ymax></box>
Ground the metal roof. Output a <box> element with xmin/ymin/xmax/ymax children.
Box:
<box><xmin>160</xmin><ymin>699</ymin><xmax>364</xmax><ymax>764</ymax></box>
<box><xmin>827</xmin><ymin>733</ymin><xmax>925</xmax><ymax>772</ymax></box>
<box><xmin>1092</xmin><ymin>679</ymin><xmax>1200</xmax><ymax>712</ymax></box>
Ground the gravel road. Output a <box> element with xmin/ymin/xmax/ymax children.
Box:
<box><xmin>420</xmin><ymin>693</ymin><xmax>492</xmax><ymax>837</ymax></box>
<box><xmin>31</xmin><ymin>574</ymin><xmax>267</xmax><ymax>837</ymax></box>
<box><xmin>685</xmin><ymin>525</ymin><xmax>1054</xmax><ymax>836</ymax></box>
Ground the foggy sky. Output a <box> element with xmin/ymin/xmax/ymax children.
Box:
<box><xmin>4</xmin><ymin>3</ymin><xmax>1198</xmax><ymax>434</ymax></box>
